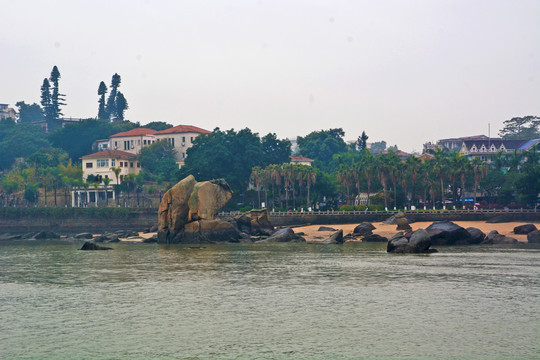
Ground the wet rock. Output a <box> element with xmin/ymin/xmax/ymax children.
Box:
<box><xmin>170</xmin><ymin>219</ymin><xmax>240</xmax><ymax>244</ymax></box>
<box><xmin>481</xmin><ymin>230</ymin><xmax>518</xmax><ymax>244</ymax></box>
<box><xmin>236</xmin><ymin>209</ymin><xmax>274</xmax><ymax>236</ymax></box>
<box><xmin>387</xmin><ymin>229</ymin><xmax>435</xmax><ymax>253</ymax></box>
<box><xmin>0</xmin><ymin>233</ymin><xmax>22</xmax><ymax>241</ymax></box>
<box><xmin>80</xmin><ymin>242</ymin><xmax>112</xmax><ymax>250</ymax></box>
<box><xmin>115</xmin><ymin>230</ymin><xmax>139</xmax><ymax>238</ymax></box>
<box><xmin>514</xmin><ymin>224</ymin><xmax>537</xmax><ymax>235</ymax></box>
<box><xmin>75</xmin><ymin>232</ymin><xmax>94</xmax><ymax>239</ymax></box>
<box><xmin>318</xmin><ymin>226</ymin><xmax>337</xmax><ymax>232</ymax></box>
<box><xmin>32</xmin><ymin>231</ymin><xmax>60</xmax><ymax>240</ymax></box>
<box><xmin>256</xmin><ymin>227</ymin><xmax>300</xmax><ymax>243</ymax></box>
<box><xmin>353</xmin><ymin>222</ymin><xmax>375</xmax><ymax>236</ymax></box>
<box><xmin>320</xmin><ymin>229</ymin><xmax>344</xmax><ymax>244</ymax></box>
<box><xmin>426</xmin><ymin>221</ymin><xmax>471</xmax><ymax>246</ymax></box>
<box><xmin>142</xmin><ymin>234</ymin><xmax>158</xmax><ymax>243</ymax></box>
<box><xmin>362</xmin><ymin>234</ymin><xmax>387</xmax><ymax>242</ymax></box>
<box><xmin>466</xmin><ymin>227</ymin><xmax>486</xmax><ymax>244</ymax></box>
<box><xmin>527</xmin><ymin>230</ymin><xmax>540</xmax><ymax>243</ymax></box>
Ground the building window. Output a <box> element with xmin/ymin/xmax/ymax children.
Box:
<box><xmin>131</xmin><ymin>140</ymin><xmax>134</xmax><ymax>147</ymax></box>
<box><xmin>191</xmin><ymin>137</ymin><xmax>194</xmax><ymax>142</ymax></box>
<box><xmin>137</xmin><ymin>162</ymin><xmax>141</xmax><ymax>168</ymax></box>
<box><xmin>182</xmin><ymin>136</ymin><xmax>186</xmax><ymax>143</ymax></box>
<box><xmin>114</xmin><ymin>141</ymin><xmax>118</xmax><ymax>148</ymax></box>
<box><xmin>130</xmin><ymin>162</ymin><xmax>134</xmax><ymax>168</ymax></box>
<box><xmin>120</xmin><ymin>162</ymin><xmax>124</xmax><ymax>167</ymax></box>
<box><xmin>86</xmin><ymin>162</ymin><xmax>93</xmax><ymax>168</ymax></box>
<box><xmin>111</xmin><ymin>159</ymin><xmax>115</xmax><ymax>167</ymax></box>
<box><xmin>182</xmin><ymin>152</ymin><xmax>185</xmax><ymax>158</ymax></box>
<box><xmin>124</xmin><ymin>141</ymin><xmax>129</xmax><ymax>150</ymax></box>
<box><xmin>97</xmin><ymin>159</ymin><xmax>109</xmax><ymax>168</ymax></box>
<box><xmin>144</xmin><ymin>140</ymin><xmax>147</xmax><ymax>145</ymax></box>
<box><xmin>138</xmin><ymin>139</ymin><xmax>141</xmax><ymax>145</ymax></box>
<box><xmin>171</xmin><ymin>138</ymin><xmax>175</xmax><ymax>146</ymax></box>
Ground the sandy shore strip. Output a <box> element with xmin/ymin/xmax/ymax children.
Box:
<box><xmin>294</xmin><ymin>221</ymin><xmax>539</xmax><ymax>243</ymax></box>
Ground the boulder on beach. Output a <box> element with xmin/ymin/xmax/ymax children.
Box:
<box><xmin>158</xmin><ymin>175</ymin><xmax>198</xmax><ymax>237</ymax></box>
<box><xmin>486</xmin><ymin>215</ymin><xmax>512</xmax><ymax>223</ymax></box>
<box><xmin>514</xmin><ymin>224</ymin><xmax>537</xmax><ymax>235</ymax></box>
<box><xmin>395</xmin><ymin>212</ymin><xmax>412</xmax><ymax>231</ymax></box>
<box><xmin>236</xmin><ymin>209</ymin><xmax>274</xmax><ymax>236</ymax></box>
<box><xmin>362</xmin><ymin>234</ymin><xmax>387</xmax><ymax>242</ymax></box>
<box><xmin>481</xmin><ymin>230</ymin><xmax>518</xmax><ymax>245</ymax></box>
<box><xmin>321</xmin><ymin>229</ymin><xmax>344</xmax><ymax>244</ymax></box>
<box><xmin>426</xmin><ymin>221</ymin><xmax>471</xmax><ymax>245</ymax></box>
<box><xmin>466</xmin><ymin>227</ymin><xmax>486</xmax><ymax>244</ymax></box>
<box><xmin>353</xmin><ymin>222</ymin><xmax>375</xmax><ymax>236</ymax></box>
<box><xmin>527</xmin><ymin>230</ymin><xmax>540</xmax><ymax>243</ymax></box>
<box><xmin>80</xmin><ymin>242</ymin><xmax>112</xmax><ymax>250</ymax></box>
<box><xmin>387</xmin><ymin>229</ymin><xmax>435</xmax><ymax>254</ymax></box>
<box><xmin>32</xmin><ymin>231</ymin><xmax>61</xmax><ymax>240</ymax></box>
<box><xmin>75</xmin><ymin>232</ymin><xmax>94</xmax><ymax>239</ymax></box>
<box><xmin>175</xmin><ymin>219</ymin><xmax>240</xmax><ymax>243</ymax></box>
<box><xmin>256</xmin><ymin>227</ymin><xmax>305</xmax><ymax>243</ymax></box>
<box><xmin>318</xmin><ymin>226</ymin><xmax>337</xmax><ymax>232</ymax></box>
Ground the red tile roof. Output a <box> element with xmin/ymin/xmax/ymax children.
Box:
<box><xmin>290</xmin><ymin>156</ymin><xmax>314</xmax><ymax>162</ymax></box>
<box><xmin>154</xmin><ymin>125</ymin><xmax>211</xmax><ymax>135</ymax></box>
<box><xmin>82</xmin><ymin>150</ymin><xmax>137</xmax><ymax>159</ymax></box>
<box><xmin>110</xmin><ymin>128</ymin><xmax>157</xmax><ymax>138</ymax></box>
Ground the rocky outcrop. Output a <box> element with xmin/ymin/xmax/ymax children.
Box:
<box><xmin>481</xmin><ymin>230</ymin><xmax>518</xmax><ymax>244</ymax></box>
<box><xmin>527</xmin><ymin>230</ymin><xmax>540</xmax><ymax>243</ymax></box>
<box><xmin>158</xmin><ymin>176</ymin><xmax>236</xmax><ymax>244</ymax></box>
<box><xmin>321</xmin><ymin>229</ymin><xmax>344</xmax><ymax>244</ymax></box>
<box><xmin>514</xmin><ymin>224</ymin><xmax>537</xmax><ymax>235</ymax></box>
<box><xmin>80</xmin><ymin>242</ymin><xmax>112</xmax><ymax>250</ymax></box>
<box><xmin>353</xmin><ymin>222</ymin><xmax>375</xmax><ymax>236</ymax></box>
<box><xmin>426</xmin><ymin>221</ymin><xmax>471</xmax><ymax>245</ymax></box>
<box><xmin>255</xmin><ymin>227</ymin><xmax>305</xmax><ymax>243</ymax></box>
<box><xmin>387</xmin><ymin>229</ymin><xmax>435</xmax><ymax>253</ymax></box>
<box><xmin>236</xmin><ymin>209</ymin><xmax>274</xmax><ymax>236</ymax></box>
<box><xmin>466</xmin><ymin>227</ymin><xmax>486</xmax><ymax>244</ymax></box>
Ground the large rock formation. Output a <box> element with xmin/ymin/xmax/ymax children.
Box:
<box><xmin>255</xmin><ymin>227</ymin><xmax>305</xmax><ymax>243</ymax></box>
<box><xmin>387</xmin><ymin>229</ymin><xmax>435</xmax><ymax>253</ymax></box>
<box><xmin>481</xmin><ymin>230</ymin><xmax>518</xmax><ymax>245</ymax></box>
<box><xmin>527</xmin><ymin>230</ymin><xmax>540</xmax><ymax>243</ymax></box>
<box><xmin>395</xmin><ymin>211</ymin><xmax>412</xmax><ymax>231</ymax></box>
<box><xmin>158</xmin><ymin>176</ymin><xmax>236</xmax><ymax>244</ymax></box>
<box><xmin>236</xmin><ymin>209</ymin><xmax>274</xmax><ymax>236</ymax></box>
<box><xmin>426</xmin><ymin>221</ymin><xmax>472</xmax><ymax>245</ymax></box>
<box><xmin>353</xmin><ymin>222</ymin><xmax>375</xmax><ymax>236</ymax></box>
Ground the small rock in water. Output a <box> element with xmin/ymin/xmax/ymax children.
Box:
<box><xmin>80</xmin><ymin>242</ymin><xmax>112</xmax><ymax>250</ymax></box>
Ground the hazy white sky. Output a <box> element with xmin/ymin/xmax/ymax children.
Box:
<box><xmin>1</xmin><ymin>0</ymin><xmax>539</xmax><ymax>152</ymax></box>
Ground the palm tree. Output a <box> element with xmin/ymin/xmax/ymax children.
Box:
<box><xmin>405</xmin><ymin>156</ymin><xmax>421</xmax><ymax>207</ymax></box>
<box><xmin>304</xmin><ymin>166</ymin><xmax>316</xmax><ymax>208</ymax></box>
<box><xmin>110</xmin><ymin>166</ymin><xmax>121</xmax><ymax>205</ymax></box>
<box><xmin>250</xmin><ymin>166</ymin><xmax>264</xmax><ymax>208</ymax></box>
<box><xmin>458</xmin><ymin>156</ymin><xmax>470</xmax><ymax>209</ymax></box>
<box><xmin>376</xmin><ymin>155</ymin><xmax>390</xmax><ymax>211</ymax></box>
<box><xmin>433</xmin><ymin>148</ymin><xmax>448</xmax><ymax>209</ymax></box>
<box><xmin>337</xmin><ymin>166</ymin><xmax>353</xmax><ymax>205</ymax></box>
<box><xmin>103</xmin><ymin>177</ymin><xmax>111</xmax><ymax>206</ymax></box>
<box><xmin>471</xmin><ymin>157</ymin><xmax>488</xmax><ymax>210</ymax></box>
<box><xmin>361</xmin><ymin>149</ymin><xmax>375</xmax><ymax>206</ymax></box>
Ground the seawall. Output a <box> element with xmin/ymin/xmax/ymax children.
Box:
<box><xmin>1</xmin><ymin>209</ymin><xmax>538</xmax><ymax>234</ymax></box>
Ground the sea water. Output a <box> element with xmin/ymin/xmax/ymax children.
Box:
<box><xmin>1</xmin><ymin>241</ymin><xmax>539</xmax><ymax>359</ymax></box>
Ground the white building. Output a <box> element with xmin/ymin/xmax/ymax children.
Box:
<box><xmin>154</xmin><ymin>125</ymin><xmax>211</xmax><ymax>166</ymax></box>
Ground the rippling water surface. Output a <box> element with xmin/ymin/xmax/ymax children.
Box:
<box><xmin>1</xmin><ymin>241</ymin><xmax>539</xmax><ymax>359</ymax></box>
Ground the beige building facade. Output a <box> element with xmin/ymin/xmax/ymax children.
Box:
<box><xmin>154</xmin><ymin>125</ymin><xmax>211</xmax><ymax>166</ymax></box>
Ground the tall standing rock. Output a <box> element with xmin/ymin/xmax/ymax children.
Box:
<box><xmin>188</xmin><ymin>179</ymin><xmax>233</xmax><ymax>222</ymax></box>
<box><xmin>158</xmin><ymin>175</ymin><xmax>197</xmax><ymax>242</ymax></box>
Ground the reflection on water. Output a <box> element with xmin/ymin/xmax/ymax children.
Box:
<box><xmin>1</xmin><ymin>241</ymin><xmax>539</xmax><ymax>359</ymax></box>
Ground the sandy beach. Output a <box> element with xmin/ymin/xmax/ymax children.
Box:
<box><xmin>293</xmin><ymin>221</ymin><xmax>539</xmax><ymax>243</ymax></box>
<box><xmin>120</xmin><ymin>220</ymin><xmax>539</xmax><ymax>243</ymax></box>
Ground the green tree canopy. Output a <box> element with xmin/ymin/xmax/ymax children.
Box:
<box><xmin>138</xmin><ymin>140</ymin><xmax>179</xmax><ymax>182</ymax></box>
<box><xmin>261</xmin><ymin>133</ymin><xmax>292</xmax><ymax>165</ymax></box>
<box><xmin>0</xmin><ymin>119</ymin><xmax>51</xmax><ymax>170</ymax></box>
<box><xmin>297</xmin><ymin>128</ymin><xmax>348</xmax><ymax>171</ymax></box>
<box><xmin>143</xmin><ymin>121</ymin><xmax>173</xmax><ymax>131</ymax></box>
<box><xmin>499</xmin><ymin>116</ymin><xmax>540</xmax><ymax>139</ymax></box>
<box><xmin>15</xmin><ymin>101</ymin><xmax>43</xmax><ymax>123</ymax></box>
<box><xmin>48</xmin><ymin>119</ymin><xmax>137</xmax><ymax>162</ymax></box>
<box><xmin>181</xmin><ymin>128</ymin><xmax>291</xmax><ymax>193</ymax></box>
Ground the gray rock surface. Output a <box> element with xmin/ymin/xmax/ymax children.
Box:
<box><xmin>387</xmin><ymin>229</ymin><xmax>435</xmax><ymax>253</ymax></box>
<box><xmin>514</xmin><ymin>224</ymin><xmax>537</xmax><ymax>235</ymax></box>
<box><xmin>353</xmin><ymin>222</ymin><xmax>375</xmax><ymax>236</ymax></box>
<box><xmin>426</xmin><ymin>221</ymin><xmax>471</xmax><ymax>245</ymax></box>
<box><xmin>527</xmin><ymin>230</ymin><xmax>540</xmax><ymax>243</ymax></box>
<box><xmin>321</xmin><ymin>229</ymin><xmax>344</xmax><ymax>244</ymax></box>
<box><xmin>80</xmin><ymin>242</ymin><xmax>112</xmax><ymax>250</ymax></box>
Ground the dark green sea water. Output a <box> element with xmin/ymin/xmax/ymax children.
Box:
<box><xmin>1</xmin><ymin>240</ymin><xmax>539</xmax><ymax>359</ymax></box>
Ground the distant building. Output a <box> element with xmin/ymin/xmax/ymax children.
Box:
<box><xmin>0</xmin><ymin>104</ymin><xmax>16</xmax><ymax>120</ymax></box>
<box><xmin>290</xmin><ymin>155</ymin><xmax>314</xmax><ymax>166</ymax></box>
<box><xmin>153</xmin><ymin>125</ymin><xmax>211</xmax><ymax>167</ymax></box>
<box><xmin>459</xmin><ymin>138</ymin><xmax>540</xmax><ymax>161</ymax></box>
<box><xmin>424</xmin><ymin>135</ymin><xmax>489</xmax><ymax>153</ymax></box>
<box><xmin>381</xmin><ymin>150</ymin><xmax>411</xmax><ymax>161</ymax></box>
<box><xmin>81</xmin><ymin>149</ymin><xmax>141</xmax><ymax>184</ymax></box>
<box><xmin>109</xmin><ymin>128</ymin><xmax>158</xmax><ymax>154</ymax></box>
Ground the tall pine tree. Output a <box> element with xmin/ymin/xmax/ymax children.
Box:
<box><xmin>106</xmin><ymin>73</ymin><xmax>121</xmax><ymax>121</ymax></box>
<box><xmin>115</xmin><ymin>91</ymin><xmax>128</xmax><ymax>121</ymax></box>
<box><xmin>40</xmin><ymin>78</ymin><xmax>53</xmax><ymax>123</ymax></box>
<box><xmin>97</xmin><ymin>81</ymin><xmax>108</xmax><ymax>120</ymax></box>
